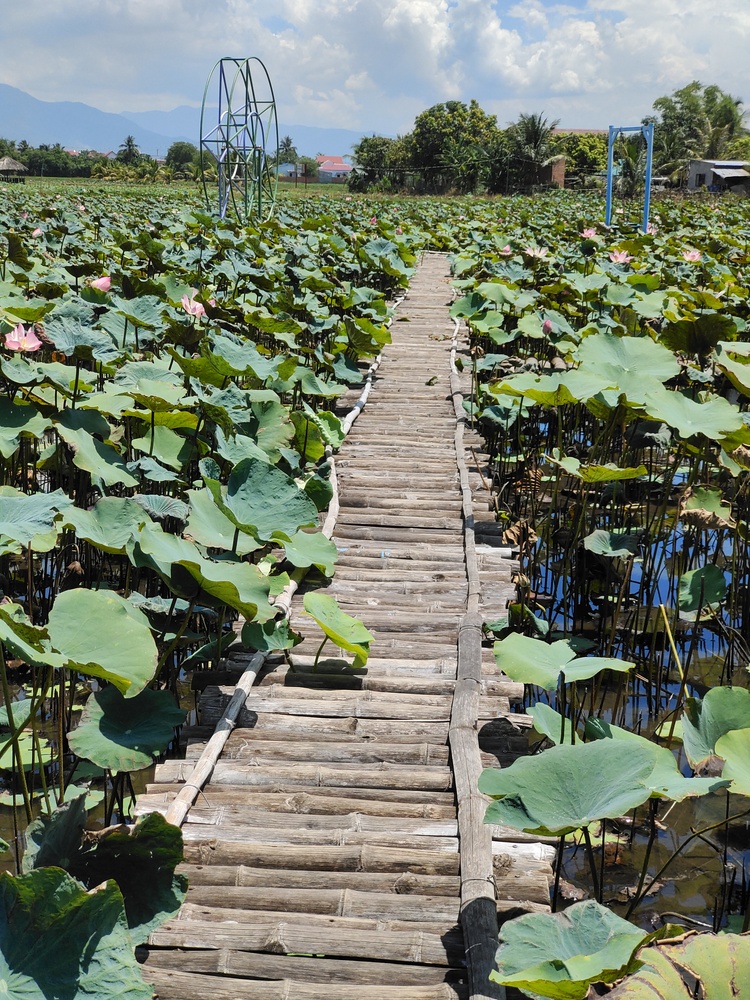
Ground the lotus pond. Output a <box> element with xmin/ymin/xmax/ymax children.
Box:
<box><xmin>1</xmin><ymin>184</ymin><xmax>750</xmax><ymax>995</ymax></box>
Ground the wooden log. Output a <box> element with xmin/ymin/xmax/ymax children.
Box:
<box><xmin>142</xmin><ymin>949</ymin><xmax>468</xmax><ymax>988</ymax></box>
<box><xmin>178</xmin><ymin>825</ymin><xmax>459</xmax><ymax>852</ymax></box>
<box><xmin>154</xmin><ymin>759</ymin><xmax>455</xmax><ymax>791</ymax></box>
<box><xmin>185</xmin><ymin>738</ymin><xmax>452</xmax><ymax>766</ymax></box>
<box><xmin>148</xmin><ymin>917</ymin><xmax>460</xmax><ymax>966</ymax></box>
<box><xmin>178</xmin><ymin>808</ymin><xmax>458</xmax><ymax>839</ymax></box>
<box><xmin>182</xmin><ymin>841</ymin><xmax>460</xmax><ymax>875</ymax></box>
<box><xmin>145</xmin><ymin>783</ymin><xmax>457</xmax><ymax>808</ymax></box>
<box><xmin>192</xmin><ymin>712</ymin><xmax>453</xmax><ymax>743</ymax></box>
<box><xmin>183</xmin><ymin>865</ymin><xmax>460</xmax><ymax>897</ymax></box>
<box><xmin>143</xmin><ymin>967</ymin><xmax>468</xmax><ymax>1000</ymax></box>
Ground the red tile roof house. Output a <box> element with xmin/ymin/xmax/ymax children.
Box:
<box><xmin>316</xmin><ymin>155</ymin><xmax>353</xmax><ymax>183</ymax></box>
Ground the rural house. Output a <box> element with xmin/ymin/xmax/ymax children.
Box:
<box><xmin>687</xmin><ymin>159</ymin><xmax>750</xmax><ymax>193</ymax></box>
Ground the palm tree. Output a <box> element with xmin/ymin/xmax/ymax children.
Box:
<box><xmin>117</xmin><ymin>135</ymin><xmax>141</xmax><ymax>166</ymax></box>
<box><xmin>277</xmin><ymin>135</ymin><xmax>298</xmax><ymax>165</ymax></box>
<box><xmin>507</xmin><ymin>112</ymin><xmax>560</xmax><ymax>188</ymax></box>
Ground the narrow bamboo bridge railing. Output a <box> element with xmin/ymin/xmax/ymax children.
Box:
<box><xmin>136</xmin><ymin>253</ymin><xmax>555</xmax><ymax>1000</ymax></box>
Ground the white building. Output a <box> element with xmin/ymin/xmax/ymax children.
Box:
<box><xmin>687</xmin><ymin>159</ymin><xmax>750</xmax><ymax>193</ymax></box>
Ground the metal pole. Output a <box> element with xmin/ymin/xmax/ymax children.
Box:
<box><xmin>642</xmin><ymin>122</ymin><xmax>654</xmax><ymax>233</ymax></box>
<box><xmin>605</xmin><ymin>126</ymin><xmax>617</xmax><ymax>226</ymax></box>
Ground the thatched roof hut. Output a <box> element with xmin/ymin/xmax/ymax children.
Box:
<box><xmin>0</xmin><ymin>156</ymin><xmax>28</xmax><ymax>175</ymax></box>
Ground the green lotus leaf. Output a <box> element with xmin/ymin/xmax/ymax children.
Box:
<box><xmin>0</xmin><ymin>728</ymin><xmax>54</xmax><ymax>771</ymax></box>
<box><xmin>180</xmin><ymin>632</ymin><xmax>238</xmax><ymax>668</ymax></box>
<box><xmin>303</xmin><ymin>404</ymin><xmax>345</xmax><ymax>448</ymax></box>
<box><xmin>248</xmin><ymin>398</ymin><xmax>295</xmax><ymax>460</ymax></box>
<box><xmin>22</xmin><ymin>792</ymin><xmax>87</xmax><ymax>874</ymax></box>
<box><xmin>54</xmin><ymin>419</ymin><xmax>138</xmax><ymax>489</ymax></box>
<box><xmin>274</xmin><ymin>529</ymin><xmax>338</xmax><ymax>576</ymax></box>
<box><xmin>490</xmin><ymin>372</ymin><xmax>584</xmax><ymax>407</ymax></box>
<box><xmin>678</xmin><ymin>564</ymin><xmax>727</xmax><ymax>619</ymax></box>
<box><xmin>303</xmin><ymin>592</ymin><xmax>373</xmax><ymax>668</ymax></box>
<box><xmin>547</xmin><ymin>454</ymin><xmax>647</xmax><ymax>482</ymax></box>
<box><xmin>68</xmin><ymin>685</ymin><xmax>185</xmax><ymax>773</ymax></box>
<box><xmin>0</xmin><ymin>604</ymin><xmax>62</xmax><ymax>669</ymax></box>
<box><xmin>576</xmin><ymin>331</ymin><xmax>678</xmax><ymax>403</ymax></box>
<box><xmin>491</xmin><ymin>900</ymin><xmax>649</xmax><ymax>999</ymax></box>
<box><xmin>63</xmin><ymin>497</ymin><xmax>146</xmax><ymax>554</ymax></box>
<box><xmin>585</xmin><ymin>718</ymin><xmax>729</xmax><ymax>801</ymax></box>
<box><xmin>583</xmin><ymin>530</ymin><xmax>641</xmax><ymax>558</ymax></box>
<box><xmin>131</xmin><ymin>424</ymin><xmax>194</xmax><ymax>470</ymax></box>
<box><xmin>562</xmin><ymin>656</ymin><xmax>635</xmax><ymax>683</ymax></box>
<box><xmin>0</xmin><ymin>486</ymin><xmax>72</xmax><ymax>552</ymax></box>
<box><xmin>0</xmin><ymin>397</ymin><xmax>51</xmax><ymax>459</ymax></box>
<box><xmin>0</xmin><ymin>868</ymin><xmax>152</xmax><ymax>1000</ymax></box>
<box><xmin>206</xmin><ymin>457</ymin><xmax>318</xmax><ymax>542</ymax></box>
<box><xmin>114</xmin><ymin>361</ymin><xmax>181</xmax><ymax>388</ymax></box>
<box><xmin>607</xmin><ymin>933</ymin><xmax>750</xmax><ymax>999</ymax></box>
<box><xmin>661</xmin><ymin>313</ymin><xmax>737</xmax><ymax>356</ymax></box>
<box><xmin>45</xmin><ymin>301</ymin><xmax>120</xmax><ymax>362</ymax></box>
<box><xmin>713</xmin><ymin>343</ymin><xmax>750</xmax><ymax>397</ymax></box>
<box><xmin>127</xmin><ymin>378</ymin><xmax>187</xmax><ymax>411</ymax></box>
<box><xmin>290</xmin><ymin>410</ymin><xmax>327</xmax><ymax>463</ymax></box>
<box><xmin>109</xmin><ymin>293</ymin><xmax>165</xmax><ymax>330</ymax></box>
<box><xmin>241</xmin><ymin>617</ymin><xmax>303</xmax><ymax>652</ymax></box>
<box><xmin>715</xmin><ymin>728</ymin><xmax>750</xmax><ymax>796</ymax></box>
<box><xmin>479</xmin><ymin>739</ymin><xmax>656</xmax><ymax>836</ymax></box>
<box><xmin>343</xmin><ymin>315</ymin><xmax>392</xmax><ymax>356</ymax></box>
<box><xmin>214</xmin><ymin>426</ymin><xmax>271</xmax><ymax>467</ymax></box>
<box><xmin>47</xmin><ymin>589</ymin><xmax>158</xmax><ymax>697</ymax></box>
<box><xmin>682</xmin><ymin>486</ymin><xmax>734</xmax><ymax>527</ymax></box>
<box><xmin>641</xmin><ymin>385</ymin><xmax>744</xmax><ymax>441</ymax></box>
<box><xmin>71</xmin><ymin>811</ymin><xmax>187</xmax><ymax>944</ymax></box>
<box><xmin>493</xmin><ymin>633</ymin><xmax>577</xmax><ymax>690</ymax></box>
<box><xmin>132</xmin><ymin>493</ymin><xmax>189</xmax><ymax>523</ymax></box>
<box><xmin>185</xmin><ymin>487</ymin><xmax>261</xmax><ymax>556</ymax></box>
<box><xmin>126</xmin><ymin>455</ymin><xmax>179</xmax><ymax>483</ymax></box>
<box><xmin>682</xmin><ymin>687</ymin><xmax>750</xmax><ymax>772</ymax></box>
<box><xmin>527</xmin><ymin>703</ymin><xmax>580</xmax><ymax>745</ymax></box>
<box><xmin>131</xmin><ymin>521</ymin><xmax>274</xmax><ymax>621</ymax></box>
<box><xmin>304</xmin><ymin>469</ymin><xmax>334</xmax><ymax>511</ymax></box>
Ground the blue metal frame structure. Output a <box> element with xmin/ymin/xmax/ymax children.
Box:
<box><xmin>200</xmin><ymin>57</ymin><xmax>279</xmax><ymax>222</ymax></box>
<box><xmin>605</xmin><ymin>123</ymin><xmax>654</xmax><ymax>232</ymax></box>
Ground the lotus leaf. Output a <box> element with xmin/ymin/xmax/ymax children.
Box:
<box><xmin>303</xmin><ymin>592</ymin><xmax>373</xmax><ymax>668</ymax></box>
<box><xmin>0</xmin><ymin>605</ymin><xmax>61</xmax><ymax>669</ymax></box>
<box><xmin>715</xmin><ymin>728</ymin><xmax>750</xmax><ymax>796</ymax></box>
<box><xmin>642</xmin><ymin>385</ymin><xmax>744</xmax><ymax>441</ymax></box>
<box><xmin>63</xmin><ymin>497</ymin><xmax>146</xmax><ymax>554</ymax></box>
<box><xmin>242</xmin><ymin>617</ymin><xmax>303</xmax><ymax>652</ymax></box>
<box><xmin>682</xmin><ymin>687</ymin><xmax>750</xmax><ymax>772</ymax></box>
<box><xmin>131</xmin><ymin>521</ymin><xmax>274</xmax><ymax>621</ymax></box>
<box><xmin>583</xmin><ymin>530</ymin><xmax>641</xmax><ymax>558</ymax></box>
<box><xmin>492</xmin><ymin>899</ymin><xmax>649</xmax><ymax>999</ymax></box>
<box><xmin>206</xmin><ymin>457</ymin><xmax>319</xmax><ymax>542</ymax></box>
<box><xmin>55</xmin><ymin>420</ymin><xmax>139</xmax><ymax>489</ymax></box>
<box><xmin>131</xmin><ymin>424</ymin><xmax>194</xmax><ymax>470</ymax></box>
<box><xmin>68</xmin><ymin>685</ymin><xmax>185</xmax><ymax>772</ymax></box>
<box><xmin>527</xmin><ymin>703</ymin><xmax>579</xmax><ymax>745</ymax></box>
<box><xmin>0</xmin><ymin>868</ymin><xmax>152</xmax><ymax>1000</ymax></box>
<box><xmin>678</xmin><ymin>564</ymin><xmax>727</xmax><ymax>619</ymax></box>
<box><xmin>493</xmin><ymin>633</ymin><xmax>577</xmax><ymax>690</ymax></box>
<box><xmin>0</xmin><ymin>397</ymin><xmax>51</xmax><ymax>459</ymax></box>
<box><xmin>480</xmin><ymin>740</ymin><xmax>658</xmax><ymax>835</ymax></box>
<box><xmin>47</xmin><ymin>589</ymin><xmax>158</xmax><ymax>697</ymax></box>
<box><xmin>606</xmin><ymin>932</ymin><xmax>750</xmax><ymax>999</ymax></box>
<box><xmin>0</xmin><ymin>486</ymin><xmax>72</xmax><ymax>553</ymax></box>
<box><xmin>585</xmin><ymin>718</ymin><xmax>729</xmax><ymax>801</ymax></box>
<box><xmin>180</xmin><ymin>632</ymin><xmax>238</xmax><ymax>667</ymax></box>
<box><xmin>132</xmin><ymin>493</ymin><xmax>189</xmax><ymax>523</ymax></box>
<box><xmin>274</xmin><ymin>529</ymin><xmax>338</xmax><ymax>576</ymax></box>
<box><xmin>185</xmin><ymin>488</ymin><xmax>261</xmax><ymax>556</ymax></box>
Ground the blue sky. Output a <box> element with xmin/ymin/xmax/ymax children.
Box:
<box><xmin>2</xmin><ymin>1</ymin><xmax>748</xmax><ymax>135</ymax></box>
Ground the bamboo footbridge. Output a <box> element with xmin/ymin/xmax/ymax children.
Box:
<box><xmin>136</xmin><ymin>254</ymin><xmax>555</xmax><ymax>1000</ymax></box>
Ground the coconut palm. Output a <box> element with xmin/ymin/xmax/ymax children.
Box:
<box><xmin>117</xmin><ymin>135</ymin><xmax>141</xmax><ymax>166</ymax></box>
<box><xmin>507</xmin><ymin>112</ymin><xmax>561</xmax><ymax>188</ymax></box>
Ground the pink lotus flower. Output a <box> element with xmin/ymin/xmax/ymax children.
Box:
<box><xmin>182</xmin><ymin>293</ymin><xmax>206</xmax><ymax>318</ymax></box>
<box><xmin>498</xmin><ymin>245</ymin><xmax>512</xmax><ymax>256</ymax></box>
<box><xmin>395</xmin><ymin>226</ymin><xmax>403</xmax><ymax>235</ymax></box>
<box><xmin>524</xmin><ymin>246</ymin><xmax>548</xmax><ymax>259</ymax></box>
<box><xmin>90</xmin><ymin>275</ymin><xmax>111</xmax><ymax>292</ymax></box>
<box><xmin>646</xmin><ymin>222</ymin><xmax>658</xmax><ymax>235</ymax></box>
<box><xmin>682</xmin><ymin>248</ymin><xmax>702</xmax><ymax>262</ymax></box>
<box><xmin>581</xmin><ymin>228</ymin><xmax>597</xmax><ymax>238</ymax></box>
<box><xmin>609</xmin><ymin>250</ymin><xmax>633</xmax><ymax>264</ymax></box>
<box><xmin>542</xmin><ymin>319</ymin><xmax>554</xmax><ymax>334</ymax></box>
<box><xmin>369</xmin><ymin>216</ymin><xmax>377</xmax><ymax>224</ymax></box>
<box><xmin>32</xmin><ymin>227</ymin><xmax>42</xmax><ymax>237</ymax></box>
<box><xmin>5</xmin><ymin>323</ymin><xmax>42</xmax><ymax>352</ymax></box>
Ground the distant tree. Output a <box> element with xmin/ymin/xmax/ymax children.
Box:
<box><xmin>550</xmin><ymin>132</ymin><xmax>607</xmax><ymax>181</ymax></box>
<box><xmin>350</xmin><ymin>135</ymin><xmax>405</xmax><ymax>192</ymax></box>
<box><xmin>405</xmin><ymin>99</ymin><xmax>500</xmax><ymax>192</ymax></box>
<box><xmin>646</xmin><ymin>81</ymin><xmax>747</xmax><ymax>182</ymax></box>
<box><xmin>277</xmin><ymin>135</ymin><xmax>298</xmax><ymax>164</ymax></box>
<box><xmin>165</xmin><ymin>141</ymin><xmax>199</xmax><ymax>175</ymax></box>
<box><xmin>117</xmin><ymin>135</ymin><xmax>141</xmax><ymax>166</ymax></box>
<box><xmin>505</xmin><ymin>112</ymin><xmax>560</xmax><ymax>189</ymax></box>
<box><xmin>298</xmin><ymin>155</ymin><xmax>320</xmax><ymax>181</ymax></box>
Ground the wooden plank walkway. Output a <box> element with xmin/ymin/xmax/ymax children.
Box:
<box><xmin>136</xmin><ymin>254</ymin><xmax>553</xmax><ymax>1000</ymax></box>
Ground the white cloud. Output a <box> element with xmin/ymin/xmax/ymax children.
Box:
<box><xmin>1</xmin><ymin>0</ymin><xmax>749</xmax><ymax>135</ymax></box>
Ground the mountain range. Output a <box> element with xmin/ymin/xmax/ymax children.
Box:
<box><xmin>0</xmin><ymin>84</ymin><xmax>372</xmax><ymax>159</ymax></box>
